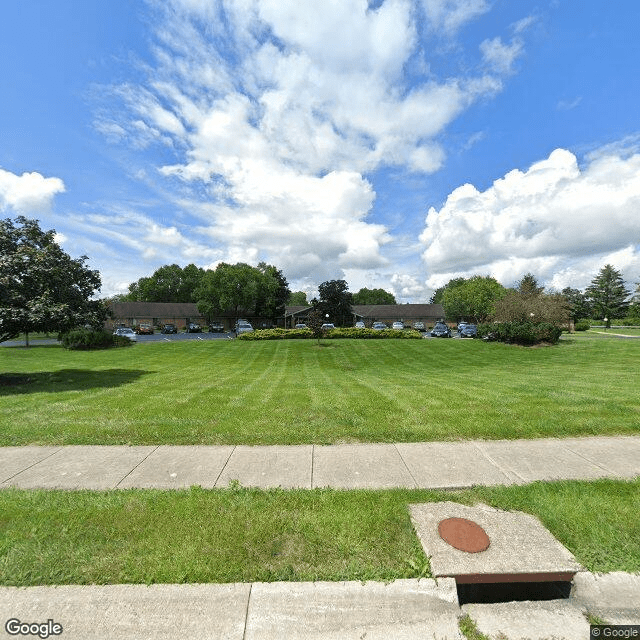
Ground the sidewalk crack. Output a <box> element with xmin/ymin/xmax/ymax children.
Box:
<box><xmin>214</xmin><ymin>445</ymin><xmax>237</xmax><ymax>487</ymax></box>
<box><xmin>116</xmin><ymin>445</ymin><xmax>160</xmax><ymax>487</ymax></box>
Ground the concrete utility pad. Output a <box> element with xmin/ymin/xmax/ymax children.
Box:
<box><xmin>3</xmin><ymin>446</ymin><xmax>156</xmax><ymax>490</ymax></box>
<box><xmin>0</xmin><ymin>583</ymin><xmax>251</xmax><ymax>640</ymax></box>
<box><xmin>462</xmin><ymin>600</ymin><xmax>589</xmax><ymax>640</ymax></box>
<box><xmin>312</xmin><ymin>444</ymin><xmax>415</xmax><ymax>489</ymax></box>
<box><xmin>410</xmin><ymin>502</ymin><xmax>581</xmax><ymax>583</ymax></box>
<box><xmin>244</xmin><ymin>579</ymin><xmax>462</xmax><ymax>640</ymax></box>
<box><xmin>216</xmin><ymin>445</ymin><xmax>312</xmax><ymax>488</ymax></box>
<box><xmin>0</xmin><ymin>446</ymin><xmax>61</xmax><ymax>483</ymax></box>
<box><xmin>117</xmin><ymin>445</ymin><xmax>234</xmax><ymax>489</ymax></box>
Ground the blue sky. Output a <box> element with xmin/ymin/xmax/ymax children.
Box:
<box><xmin>1</xmin><ymin>0</ymin><xmax>639</xmax><ymax>301</ymax></box>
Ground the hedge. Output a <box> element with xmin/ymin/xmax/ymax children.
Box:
<box><xmin>476</xmin><ymin>321</ymin><xmax>563</xmax><ymax>346</ymax></box>
<box><xmin>61</xmin><ymin>328</ymin><xmax>133</xmax><ymax>350</ymax></box>
<box><xmin>236</xmin><ymin>327</ymin><xmax>423</xmax><ymax>340</ymax></box>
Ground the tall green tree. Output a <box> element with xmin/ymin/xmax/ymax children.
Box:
<box><xmin>126</xmin><ymin>263</ymin><xmax>205</xmax><ymax>302</ymax></box>
<box><xmin>315</xmin><ymin>279</ymin><xmax>353</xmax><ymax>326</ymax></box>
<box><xmin>0</xmin><ymin>216</ymin><xmax>104</xmax><ymax>343</ymax></box>
<box><xmin>195</xmin><ymin>263</ymin><xmax>261</xmax><ymax>322</ymax></box>
<box><xmin>429</xmin><ymin>278</ymin><xmax>466</xmax><ymax>304</ymax></box>
<box><xmin>441</xmin><ymin>275</ymin><xmax>508</xmax><ymax>323</ymax></box>
<box><xmin>561</xmin><ymin>287</ymin><xmax>592</xmax><ymax>321</ymax></box>
<box><xmin>352</xmin><ymin>287</ymin><xmax>396</xmax><ymax>305</ymax></box>
<box><xmin>195</xmin><ymin>262</ymin><xmax>289</xmax><ymax>323</ymax></box>
<box><xmin>288</xmin><ymin>291</ymin><xmax>309</xmax><ymax>306</ymax></box>
<box><xmin>255</xmin><ymin>262</ymin><xmax>290</xmax><ymax>322</ymax></box>
<box><xmin>516</xmin><ymin>273</ymin><xmax>544</xmax><ymax>297</ymax></box>
<box><xmin>586</xmin><ymin>264</ymin><xmax>630</xmax><ymax>326</ymax></box>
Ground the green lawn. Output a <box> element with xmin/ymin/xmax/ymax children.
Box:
<box><xmin>1</xmin><ymin>478</ymin><xmax>637</xmax><ymax>586</ymax></box>
<box><xmin>1</xmin><ymin>333</ymin><xmax>639</xmax><ymax>445</ymax></box>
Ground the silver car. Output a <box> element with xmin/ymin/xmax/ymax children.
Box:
<box><xmin>235</xmin><ymin>320</ymin><xmax>254</xmax><ymax>335</ymax></box>
<box><xmin>113</xmin><ymin>327</ymin><xmax>137</xmax><ymax>342</ymax></box>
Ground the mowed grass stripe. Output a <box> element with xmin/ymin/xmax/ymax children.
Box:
<box><xmin>1</xmin><ymin>334</ymin><xmax>638</xmax><ymax>445</ymax></box>
<box><xmin>1</xmin><ymin>478</ymin><xmax>638</xmax><ymax>586</ymax></box>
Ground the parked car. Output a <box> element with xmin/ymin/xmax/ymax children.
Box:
<box><xmin>235</xmin><ymin>320</ymin><xmax>254</xmax><ymax>335</ymax></box>
<box><xmin>458</xmin><ymin>323</ymin><xmax>478</xmax><ymax>338</ymax></box>
<box><xmin>161</xmin><ymin>324</ymin><xmax>177</xmax><ymax>334</ymax></box>
<box><xmin>135</xmin><ymin>323</ymin><xmax>153</xmax><ymax>335</ymax></box>
<box><xmin>186</xmin><ymin>323</ymin><xmax>202</xmax><ymax>333</ymax></box>
<box><xmin>113</xmin><ymin>327</ymin><xmax>137</xmax><ymax>342</ymax></box>
<box><xmin>355</xmin><ymin>321</ymin><xmax>365</xmax><ymax>328</ymax></box>
<box><xmin>294</xmin><ymin>323</ymin><xmax>307</xmax><ymax>329</ymax></box>
<box><xmin>321</xmin><ymin>323</ymin><xmax>335</xmax><ymax>330</ymax></box>
<box><xmin>208</xmin><ymin>322</ymin><xmax>224</xmax><ymax>333</ymax></box>
<box><xmin>413</xmin><ymin>322</ymin><xmax>426</xmax><ymax>332</ymax></box>
<box><xmin>392</xmin><ymin>321</ymin><xmax>404</xmax><ymax>330</ymax></box>
<box><xmin>430</xmin><ymin>322</ymin><xmax>452</xmax><ymax>338</ymax></box>
<box><xmin>372</xmin><ymin>322</ymin><xmax>387</xmax><ymax>330</ymax></box>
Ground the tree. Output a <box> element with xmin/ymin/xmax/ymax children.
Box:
<box><xmin>126</xmin><ymin>263</ymin><xmax>205</xmax><ymax>302</ymax></box>
<box><xmin>561</xmin><ymin>287</ymin><xmax>592</xmax><ymax>321</ymax></box>
<box><xmin>516</xmin><ymin>273</ymin><xmax>544</xmax><ymax>297</ymax></box>
<box><xmin>352</xmin><ymin>287</ymin><xmax>396</xmax><ymax>305</ymax></box>
<box><xmin>440</xmin><ymin>276</ymin><xmax>508</xmax><ymax>323</ymax></box>
<box><xmin>194</xmin><ymin>262</ymin><xmax>289</xmax><ymax>324</ymax></box>
<box><xmin>195</xmin><ymin>263</ymin><xmax>261</xmax><ymax>322</ymax></box>
<box><xmin>586</xmin><ymin>264</ymin><xmax>630</xmax><ymax>327</ymax></box>
<box><xmin>316</xmin><ymin>279</ymin><xmax>353</xmax><ymax>326</ymax></box>
<box><xmin>0</xmin><ymin>216</ymin><xmax>105</xmax><ymax>344</ymax></box>
<box><xmin>255</xmin><ymin>262</ymin><xmax>291</xmax><ymax>322</ymax></box>
<box><xmin>493</xmin><ymin>291</ymin><xmax>571</xmax><ymax>325</ymax></box>
<box><xmin>430</xmin><ymin>278</ymin><xmax>466</xmax><ymax>304</ymax></box>
<box><xmin>288</xmin><ymin>291</ymin><xmax>309</xmax><ymax>306</ymax></box>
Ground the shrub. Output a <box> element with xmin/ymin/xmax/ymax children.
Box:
<box><xmin>236</xmin><ymin>327</ymin><xmax>423</xmax><ymax>340</ymax></box>
<box><xmin>477</xmin><ymin>321</ymin><xmax>562</xmax><ymax>346</ymax></box>
<box><xmin>61</xmin><ymin>328</ymin><xmax>132</xmax><ymax>350</ymax></box>
<box><xmin>574</xmin><ymin>320</ymin><xmax>591</xmax><ymax>332</ymax></box>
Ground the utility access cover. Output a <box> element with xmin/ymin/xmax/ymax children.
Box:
<box><xmin>410</xmin><ymin>502</ymin><xmax>582</xmax><ymax>584</ymax></box>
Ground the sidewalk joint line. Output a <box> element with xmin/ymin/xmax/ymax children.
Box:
<box><xmin>562</xmin><ymin>444</ymin><xmax>619</xmax><ymax>476</ymax></box>
<box><xmin>2</xmin><ymin>446</ymin><xmax>64</xmax><ymax>484</ymax></box>
<box><xmin>242</xmin><ymin>582</ymin><xmax>253</xmax><ymax>640</ymax></box>
<box><xmin>116</xmin><ymin>445</ymin><xmax>160</xmax><ymax>487</ymax></box>
<box><xmin>214</xmin><ymin>445</ymin><xmax>237</xmax><ymax>487</ymax></box>
<box><xmin>471</xmin><ymin>441</ymin><xmax>519</xmax><ymax>483</ymax></box>
<box><xmin>394</xmin><ymin>444</ymin><xmax>418</xmax><ymax>488</ymax></box>
<box><xmin>310</xmin><ymin>444</ymin><xmax>315</xmax><ymax>489</ymax></box>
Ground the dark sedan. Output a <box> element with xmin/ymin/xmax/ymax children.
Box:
<box><xmin>161</xmin><ymin>323</ymin><xmax>177</xmax><ymax>334</ymax></box>
<box><xmin>430</xmin><ymin>322</ymin><xmax>452</xmax><ymax>338</ymax></box>
<box><xmin>458</xmin><ymin>323</ymin><xmax>477</xmax><ymax>338</ymax></box>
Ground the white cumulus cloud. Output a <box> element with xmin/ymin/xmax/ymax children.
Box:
<box><xmin>0</xmin><ymin>168</ymin><xmax>65</xmax><ymax>214</ymax></box>
<box><xmin>420</xmin><ymin>147</ymin><xmax>640</xmax><ymax>290</ymax></box>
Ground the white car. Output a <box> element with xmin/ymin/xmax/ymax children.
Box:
<box><xmin>355</xmin><ymin>321</ymin><xmax>365</xmax><ymax>328</ymax></box>
<box><xmin>392</xmin><ymin>321</ymin><xmax>404</xmax><ymax>330</ymax></box>
<box><xmin>113</xmin><ymin>327</ymin><xmax>137</xmax><ymax>342</ymax></box>
<box><xmin>235</xmin><ymin>320</ymin><xmax>254</xmax><ymax>335</ymax></box>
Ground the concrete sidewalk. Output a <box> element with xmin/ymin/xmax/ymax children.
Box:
<box><xmin>1</xmin><ymin>435</ymin><xmax>639</xmax><ymax>490</ymax></box>
<box><xmin>1</xmin><ymin>573</ymin><xmax>638</xmax><ymax>639</ymax></box>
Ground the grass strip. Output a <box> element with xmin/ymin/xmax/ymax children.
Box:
<box><xmin>1</xmin><ymin>334</ymin><xmax>639</xmax><ymax>445</ymax></box>
<box><xmin>1</xmin><ymin>478</ymin><xmax>638</xmax><ymax>586</ymax></box>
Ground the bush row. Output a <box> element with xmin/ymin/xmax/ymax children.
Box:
<box><xmin>237</xmin><ymin>327</ymin><xmax>423</xmax><ymax>340</ymax></box>
<box><xmin>61</xmin><ymin>328</ymin><xmax>133</xmax><ymax>350</ymax></box>
<box><xmin>477</xmin><ymin>321</ymin><xmax>563</xmax><ymax>346</ymax></box>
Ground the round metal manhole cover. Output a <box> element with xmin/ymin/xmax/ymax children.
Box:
<box><xmin>438</xmin><ymin>517</ymin><xmax>491</xmax><ymax>553</ymax></box>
